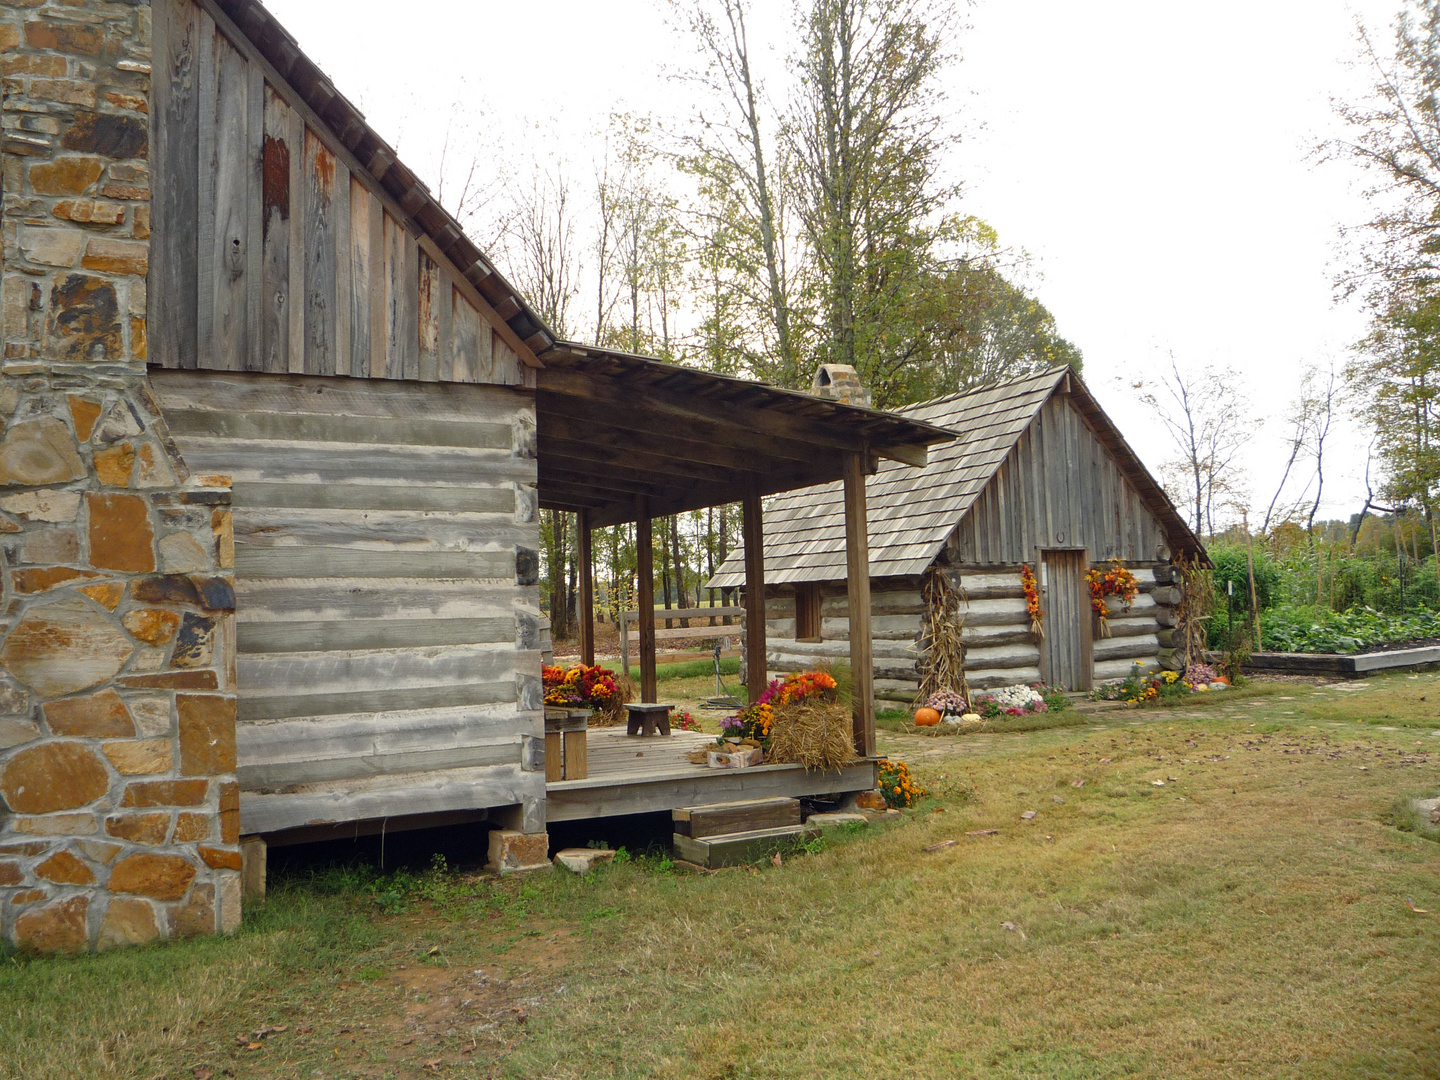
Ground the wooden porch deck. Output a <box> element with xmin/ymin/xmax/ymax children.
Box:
<box><xmin>545</xmin><ymin>726</ymin><xmax>877</xmax><ymax>823</ymax></box>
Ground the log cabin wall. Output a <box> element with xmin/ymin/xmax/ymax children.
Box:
<box><xmin>952</xmin><ymin>393</ymin><xmax>1169</xmax><ymax>566</ymax></box>
<box><xmin>764</xmin><ymin>586</ymin><xmax>925</xmax><ymax>708</ymax></box>
<box><xmin>150</xmin><ymin>371</ymin><xmax>544</xmax><ymax>836</ymax></box>
<box><xmin>762</xmin><ymin>563</ymin><xmax>1179</xmax><ymax>703</ymax></box>
<box><xmin>147</xmin><ymin>0</ymin><xmax>529</xmax><ymax>387</ymax></box>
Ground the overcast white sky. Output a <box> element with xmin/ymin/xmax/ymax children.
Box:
<box><xmin>266</xmin><ymin>0</ymin><xmax>1403</xmax><ymax>526</ymax></box>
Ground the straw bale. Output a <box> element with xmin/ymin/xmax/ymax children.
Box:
<box><xmin>767</xmin><ymin>698</ymin><xmax>856</xmax><ymax>772</ymax></box>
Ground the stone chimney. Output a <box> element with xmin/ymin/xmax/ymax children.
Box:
<box><xmin>811</xmin><ymin>364</ymin><xmax>872</xmax><ymax>409</ymax></box>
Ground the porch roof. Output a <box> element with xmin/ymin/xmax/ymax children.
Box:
<box><xmin>533</xmin><ymin>343</ymin><xmax>955</xmax><ymax>527</ymax></box>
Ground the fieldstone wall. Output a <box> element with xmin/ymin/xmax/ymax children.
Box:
<box><xmin>2</xmin><ymin>0</ymin><xmax>242</xmax><ymax>951</ymax></box>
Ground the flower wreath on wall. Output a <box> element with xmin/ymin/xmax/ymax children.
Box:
<box><xmin>1086</xmin><ymin>559</ymin><xmax>1139</xmax><ymax>637</ymax></box>
<box><xmin>1021</xmin><ymin>563</ymin><xmax>1044</xmax><ymax>639</ymax></box>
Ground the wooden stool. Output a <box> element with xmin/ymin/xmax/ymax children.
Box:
<box><xmin>625</xmin><ymin>703</ymin><xmax>672</xmax><ymax>737</ymax></box>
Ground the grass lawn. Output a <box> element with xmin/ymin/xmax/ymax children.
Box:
<box><xmin>5</xmin><ymin>673</ymin><xmax>1439</xmax><ymax>1079</ymax></box>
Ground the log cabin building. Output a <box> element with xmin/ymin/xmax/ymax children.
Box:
<box><xmin>712</xmin><ymin>367</ymin><xmax>1207</xmax><ymax>706</ymax></box>
<box><xmin>0</xmin><ymin>0</ymin><xmax>953</xmax><ymax>949</ymax></box>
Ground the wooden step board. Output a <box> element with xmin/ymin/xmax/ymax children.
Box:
<box><xmin>672</xmin><ymin>823</ymin><xmax>819</xmax><ymax>869</ymax></box>
<box><xmin>672</xmin><ymin>797</ymin><xmax>801</xmax><ymax>839</ymax></box>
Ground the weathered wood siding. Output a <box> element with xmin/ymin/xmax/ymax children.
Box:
<box><xmin>151</xmin><ymin>371</ymin><xmax>544</xmax><ymax>835</ymax></box>
<box><xmin>953</xmin><ymin>393</ymin><xmax>1169</xmax><ymax>565</ymax></box>
<box><xmin>149</xmin><ymin>0</ymin><xmax>527</xmax><ymax>388</ymax></box>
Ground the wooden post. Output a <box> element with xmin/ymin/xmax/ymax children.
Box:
<box><xmin>742</xmin><ymin>485</ymin><xmax>767</xmax><ymax>702</ymax></box>
<box><xmin>577</xmin><ymin>509</ymin><xmax>594</xmax><ymax>667</ymax></box>
<box><xmin>635</xmin><ymin>496</ymin><xmax>657</xmax><ymax>703</ymax></box>
<box><xmin>843</xmin><ymin>452</ymin><xmax>875</xmax><ymax>757</ymax></box>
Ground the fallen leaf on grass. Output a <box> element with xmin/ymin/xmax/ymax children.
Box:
<box><xmin>245</xmin><ymin>1043</ymin><xmax>262</xmax><ymax>1052</ymax></box>
<box><xmin>427</xmin><ymin>946</ymin><xmax>440</xmax><ymax>956</ymax></box>
<box><xmin>1405</xmin><ymin>897</ymin><xmax>1432</xmax><ymax>913</ymax></box>
<box><xmin>771</xmin><ymin>852</ymin><xmax>783</xmax><ymax>868</ymax></box>
<box><xmin>1020</xmin><ymin>810</ymin><xmax>1037</xmax><ymax>820</ymax></box>
<box><xmin>1001</xmin><ymin>922</ymin><xmax>1017</xmax><ymax>931</ymax></box>
<box><xmin>424</xmin><ymin>1059</ymin><xmax>443</xmax><ymax>1072</ymax></box>
<box><xmin>193</xmin><ymin>1069</ymin><xmax>213</xmax><ymax>1080</ymax></box>
<box><xmin>1072</xmin><ymin>780</ymin><xmax>1085</xmax><ymax>788</ymax></box>
<box><xmin>932</xmin><ymin>807</ymin><xmax>947</xmax><ymax>812</ymax></box>
<box><xmin>1100</xmin><ymin>758</ymin><xmax>1112</xmax><ymax>764</ymax></box>
<box><xmin>923</xmin><ymin>840</ymin><xmax>958</xmax><ymax>852</ymax></box>
<box><xmin>1151</xmin><ymin>780</ymin><xmax>1166</xmax><ymax>787</ymax></box>
<box><xmin>966</xmin><ymin>829</ymin><xmax>999</xmax><ymax>837</ymax></box>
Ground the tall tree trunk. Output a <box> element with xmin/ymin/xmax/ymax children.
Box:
<box><xmin>671</xmin><ymin>515</ymin><xmax>688</xmax><ymax>628</ymax></box>
<box><xmin>660</xmin><ymin>516</ymin><xmax>673</xmax><ymax>629</ymax></box>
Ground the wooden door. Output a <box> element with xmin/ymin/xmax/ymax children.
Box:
<box><xmin>1041</xmin><ymin>550</ymin><xmax>1093</xmax><ymax>691</ymax></box>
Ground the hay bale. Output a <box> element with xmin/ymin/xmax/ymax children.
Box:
<box><xmin>590</xmin><ymin>673</ymin><xmax>633</xmax><ymax>727</ymax></box>
<box><xmin>767</xmin><ymin>698</ymin><xmax>857</xmax><ymax>772</ymax></box>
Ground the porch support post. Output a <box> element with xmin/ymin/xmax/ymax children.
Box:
<box><xmin>843</xmin><ymin>451</ymin><xmax>875</xmax><ymax>757</ymax></box>
<box><xmin>577</xmin><ymin>509</ymin><xmax>594</xmax><ymax>667</ymax></box>
<box><xmin>635</xmin><ymin>496</ymin><xmax>658</xmax><ymax>702</ymax></box>
<box><xmin>742</xmin><ymin>484</ymin><xmax>767</xmax><ymax>700</ymax></box>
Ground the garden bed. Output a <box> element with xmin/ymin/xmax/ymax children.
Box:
<box><xmin>1239</xmin><ymin>645</ymin><xmax>1440</xmax><ymax>678</ymax></box>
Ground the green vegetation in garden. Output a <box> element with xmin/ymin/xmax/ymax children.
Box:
<box><xmin>5</xmin><ymin>672</ymin><xmax>1437</xmax><ymax>1079</ymax></box>
<box><xmin>624</xmin><ymin>655</ymin><xmax>739</xmax><ymax>682</ymax></box>
<box><xmin>1206</xmin><ymin>524</ymin><xmax>1439</xmax><ymax>654</ymax></box>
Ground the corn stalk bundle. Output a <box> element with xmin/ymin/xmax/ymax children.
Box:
<box><xmin>1173</xmin><ymin>554</ymin><xmax>1213</xmax><ymax>670</ymax></box>
<box><xmin>913</xmin><ymin>567</ymin><xmax>971</xmax><ymax>709</ymax></box>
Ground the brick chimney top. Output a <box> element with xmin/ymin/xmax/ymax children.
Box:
<box><xmin>811</xmin><ymin>364</ymin><xmax>872</xmax><ymax>409</ymax></box>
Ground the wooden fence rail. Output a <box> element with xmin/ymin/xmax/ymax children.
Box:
<box><xmin>619</xmin><ymin>607</ymin><xmax>745</xmax><ymax>673</ymax></box>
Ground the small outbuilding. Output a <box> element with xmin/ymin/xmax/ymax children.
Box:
<box><xmin>711</xmin><ymin>366</ymin><xmax>1207</xmax><ymax>704</ymax></box>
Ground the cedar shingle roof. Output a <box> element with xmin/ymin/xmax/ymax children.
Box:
<box><xmin>709</xmin><ymin>367</ymin><xmax>1202</xmax><ymax>586</ymax></box>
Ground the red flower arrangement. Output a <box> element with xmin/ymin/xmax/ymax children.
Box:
<box><xmin>1086</xmin><ymin>559</ymin><xmax>1139</xmax><ymax>637</ymax></box>
<box><xmin>1021</xmin><ymin>563</ymin><xmax>1044</xmax><ymax>638</ymax></box>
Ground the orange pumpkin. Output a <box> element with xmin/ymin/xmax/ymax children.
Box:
<box><xmin>914</xmin><ymin>707</ymin><xmax>942</xmax><ymax>727</ymax></box>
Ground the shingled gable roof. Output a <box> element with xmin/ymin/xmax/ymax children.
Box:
<box><xmin>207</xmin><ymin>0</ymin><xmax>554</xmax><ymax>361</ymax></box>
<box><xmin>710</xmin><ymin>366</ymin><xmax>1204</xmax><ymax>588</ymax></box>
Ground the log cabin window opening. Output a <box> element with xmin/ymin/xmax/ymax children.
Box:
<box><xmin>795</xmin><ymin>583</ymin><xmax>823</xmax><ymax>642</ymax></box>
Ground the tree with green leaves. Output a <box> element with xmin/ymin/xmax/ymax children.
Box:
<box><xmin>1332</xmin><ymin>1</ymin><xmax>1440</xmax><ymax>590</ymax></box>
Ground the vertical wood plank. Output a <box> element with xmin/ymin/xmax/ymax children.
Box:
<box><xmin>577</xmin><ymin>509</ymin><xmax>594</xmax><ymax>667</ymax></box>
<box><xmin>843</xmin><ymin>453</ymin><xmax>875</xmax><ymax>758</ymax></box>
<box><xmin>451</xmin><ymin>290</ymin><xmax>478</xmax><ymax>382</ymax></box>
<box><xmin>285</xmin><ymin>106</ymin><xmax>305</xmax><ymax>373</ymax></box>
<box><xmin>259</xmin><ymin>85</ymin><xmax>291</xmax><ymax>373</ymax></box>
<box><xmin>493</xmin><ymin>335</ymin><xmax>519</xmax><ymax>386</ymax></box>
<box><xmin>302</xmin><ymin>128</ymin><xmax>338</xmax><ymax>376</ymax></box>
<box><xmin>367</xmin><ymin>195</ymin><xmax>385</xmax><ymax>378</ymax></box>
<box><xmin>195</xmin><ymin>10</ymin><xmax>215</xmax><ymax>370</ymax></box>
<box><xmin>244</xmin><ymin>63</ymin><xmax>263</xmax><ymax>373</ymax></box>
<box><xmin>478</xmin><ymin>315</ymin><xmax>494</xmax><ymax>382</ymax></box>
<box><xmin>208</xmin><ymin>29</ymin><xmax>251</xmax><ymax>372</ymax></box>
<box><xmin>150</xmin><ymin>0</ymin><xmax>200</xmax><ymax>370</ymax></box>
<box><xmin>636</xmin><ymin>498</ymin><xmax>657</xmax><ymax>703</ymax></box>
<box><xmin>333</xmin><ymin>156</ymin><xmax>351</xmax><ymax>373</ymax></box>
<box><xmin>435</xmin><ymin>278</ymin><xmax>452</xmax><ymax>384</ymax></box>
<box><xmin>402</xmin><ymin>232</ymin><xmax>420</xmax><ymax>379</ymax></box>
<box><xmin>417</xmin><ymin>251</ymin><xmax>440</xmax><ymax>382</ymax></box>
<box><xmin>383</xmin><ymin>213</ymin><xmax>404</xmax><ymax>379</ymax></box>
<box><xmin>346</xmin><ymin>176</ymin><xmax>370</xmax><ymax>377</ymax></box>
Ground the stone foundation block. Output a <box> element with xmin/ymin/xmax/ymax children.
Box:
<box><xmin>553</xmin><ymin>847</ymin><xmax>615</xmax><ymax>875</ymax></box>
<box><xmin>485</xmin><ymin>829</ymin><xmax>550</xmax><ymax>876</ymax></box>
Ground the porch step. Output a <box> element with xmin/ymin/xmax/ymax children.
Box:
<box><xmin>672</xmin><ymin>797</ymin><xmax>801</xmax><ymax>839</ymax></box>
<box><xmin>672</xmin><ymin>823</ymin><xmax>820</xmax><ymax>868</ymax></box>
